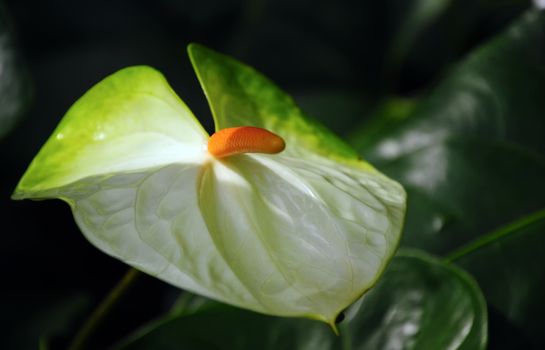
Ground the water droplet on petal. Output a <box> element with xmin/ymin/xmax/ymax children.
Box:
<box><xmin>94</xmin><ymin>131</ymin><xmax>106</xmax><ymax>141</ymax></box>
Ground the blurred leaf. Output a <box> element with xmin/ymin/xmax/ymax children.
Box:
<box><xmin>386</xmin><ymin>0</ymin><xmax>451</xmax><ymax>69</ymax></box>
<box><xmin>351</xmin><ymin>10</ymin><xmax>545</xmax><ymax>253</ymax></box>
<box><xmin>397</xmin><ymin>0</ymin><xmax>529</xmax><ymax>92</ymax></box>
<box><xmin>360</xmin><ymin>10</ymin><xmax>545</xmax><ymax>162</ymax></box>
<box><xmin>294</xmin><ymin>89</ymin><xmax>373</xmax><ymax>136</ymax></box>
<box><xmin>116</xmin><ymin>301</ymin><xmax>334</xmax><ymax>350</ymax></box>
<box><xmin>350</xmin><ymin>9</ymin><xmax>545</xmax><ymax>347</ymax></box>
<box><xmin>0</xmin><ymin>293</ymin><xmax>89</xmax><ymax>350</ymax></box>
<box><xmin>348</xmin><ymin>97</ymin><xmax>419</xmax><ymax>152</ymax></box>
<box><xmin>169</xmin><ymin>290</ymin><xmax>219</xmax><ymax>317</ymax></box>
<box><xmin>0</xmin><ymin>3</ymin><xmax>31</xmax><ymax>139</ymax></box>
<box><xmin>380</xmin><ymin>138</ymin><xmax>545</xmax><ymax>254</ymax></box>
<box><xmin>115</xmin><ymin>252</ymin><xmax>486</xmax><ymax>350</ymax></box>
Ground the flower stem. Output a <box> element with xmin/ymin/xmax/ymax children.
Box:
<box><xmin>444</xmin><ymin>207</ymin><xmax>545</xmax><ymax>263</ymax></box>
<box><xmin>67</xmin><ymin>268</ymin><xmax>141</xmax><ymax>350</ymax></box>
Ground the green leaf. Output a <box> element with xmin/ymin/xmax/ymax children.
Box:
<box><xmin>294</xmin><ymin>89</ymin><xmax>374</xmax><ymax>136</ymax></box>
<box><xmin>187</xmin><ymin>43</ymin><xmax>363</xmax><ymax>167</ymax></box>
<box><xmin>350</xmin><ymin>9</ymin><xmax>545</xmax><ymax>346</ymax></box>
<box><xmin>385</xmin><ymin>0</ymin><xmax>451</xmax><ymax>70</ymax></box>
<box><xmin>362</xmin><ymin>10</ymin><xmax>545</xmax><ymax>163</ymax></box>
<box><xmin>351</xmin><ymin>10</ymin><xmax>545</xmax><ymax>254</ymax></box>
<box><xmin>348</xmin><ymin>97</ymin><xmax>419</xmax><ymax>153</ymax></box>
<box><xmin>345</xmin><ymin>251</ymin><xmax>487</xmax><ymax>350</ymax></box>
<box><xmin>382</xmin><ymin>137</ymin><xmax>545</xmax><ymax>254</ymax></box>
<box><xmin>115</xmin><ymin>252</ymin><xmax>487</xmax><ymax>350</ymax></box>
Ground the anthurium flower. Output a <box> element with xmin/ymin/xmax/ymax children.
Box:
<box><xmin>13</xmin><ymin>44</ymin><xmax>406</xmax><ymax>330</ymax></box>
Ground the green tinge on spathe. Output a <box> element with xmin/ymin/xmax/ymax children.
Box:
<box><xmin>188</xmin><ymin>44</ymin><xmax>364</xmax><ymax>168</ymax></box>
<box><xmin>12</xmin><ymin>44</ymin><xmax>406</xmax><ymax>328</ymax></box>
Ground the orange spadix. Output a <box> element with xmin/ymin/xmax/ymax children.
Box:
<box><xmin>208</xmin><ymin>126</ymin><xmax>286</xmax><ymax>158</ymax></box>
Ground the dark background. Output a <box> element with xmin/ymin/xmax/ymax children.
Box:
<box><xmin>0</xmin><ymin>0</ymin><xmax>533</xmax><ymax>349</ymax></box>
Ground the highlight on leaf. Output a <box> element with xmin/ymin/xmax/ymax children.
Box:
<box><xmin>12</xmin><ymin>43</ymin><xmax>406</xmax><ymax>328</ymax></box>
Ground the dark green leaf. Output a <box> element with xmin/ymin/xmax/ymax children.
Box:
<box><xmin>350</xmin><ymin>9</ymin><xmax>545</xmax><ymax>346</ymax></box>
<box><xmin>385</xmin><ymin>0</ymin><xmax>451</xmax><ymax>70</ymax></box>
<box><xmin>364</xmin><ymin>10</ymin><xmax>545</xmax><ymax>162</ymax></box>
<box><xmin>351</xmin><ymin>10</ymin><xmax>545</xmax><ymax>253</ymax></box>
<box><xmin>447</xmin><ymin>208</ymin><xmax>545</xmax><ymax>348</ymax></box>
<box><xmin>348</xmin><ymin>97</ymin><xmax>418</xmax><ymax>152</ymax></box>
<box><xmin>115</xmin><ymin>252</ymin><xmax>487</xmax><ymax>350</ymax></box>
<box><xmin>382</xmin><ymin>137</ymin><xmax>545</xmax><ymax>254</ymax></box>
<box><xmin>116</xmin><ymin>302</ymin><xmax>334</xmax><ymax>350</ymax></box>
<box><xmin>294</xmin><ymin>89</ymin><xmax>373</xmax><ymax>136</ymax></box>
<box><xmin>345</xmin><ymin>251</ymin><xmax>487</xmax><ymax>350</ymax></box>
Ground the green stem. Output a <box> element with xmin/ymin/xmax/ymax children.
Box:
<box><xmin>444</xmin><ymin>207</ymin><xmax>545</xmax><ymax>263</ymax></box>
<box><xmin>67</xmin><ymin>268</ymin><xmax>141</xmax><ymax>350</ymax></box>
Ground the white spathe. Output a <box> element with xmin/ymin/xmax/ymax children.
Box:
<box><xmin>13</xmin><ymin>60</ymin><xmax>406</xmax><ymax>327</ymax></box>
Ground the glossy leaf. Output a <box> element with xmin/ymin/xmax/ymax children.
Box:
<box><xmin>13</xmin><ymin>46</ymin><xmax>406</xmax><ymax>326</ymax></box>
<box><xmin>352</xmin><ymin>10</ymin><xmax>545</xmax><ymax>254</ymax></box>
<box><xmin>345</xmin><ymin>251</ymin><xmax>487</xmax><ymax>350</ymax></box>
<box><xmin>115</xmin><ymin>252</ymin><xmax>487</xmax><ymax>350</ymax></box>
<box><xmin>362</xmin><ymin>10</ymin><xmax>545</xmax><ymax>163</ymax></box>
<box><xmin>381</xmin><ymin>137</ymin><xmax>545</xmax><ymax>254</ymax></box>
<box><xmin>350</xmin><ymin>9</ymin><xmax>545</xmax><ymax>346</ymax></box>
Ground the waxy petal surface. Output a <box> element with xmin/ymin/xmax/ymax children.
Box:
<box><xmin>13</xmin><ymin>45</ymin><xmax>407</xmax><ymax>326</ymax></box>
<box><xmin>199</xmin><ymin>154</ymin><xmax>405</xmax><ymax>323</ymax></box>
<box><xmin>13</xmin><ymin>66</ymin><xmax>208</xmax><ymax>198</ymax></box>
<box><xmin>59</xmin><ymin>164</ymin><xmax>263</xmax><ymax>310</ymax></box>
